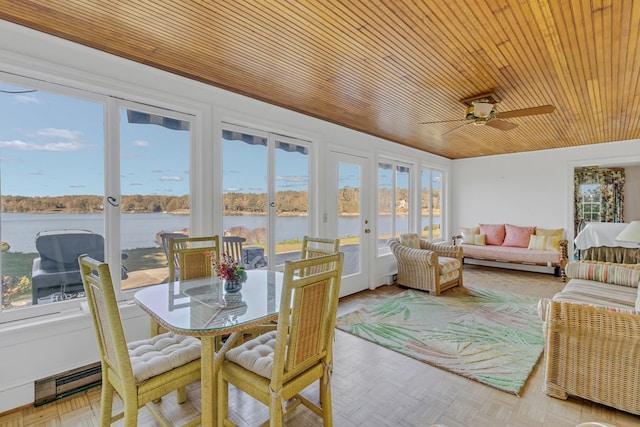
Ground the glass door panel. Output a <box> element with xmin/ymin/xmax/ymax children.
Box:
<box><xmin>377</xmin><ymin>161</ymin><xmax>393</xmax><ymax>255</ymax></box>
<box><xmin>119</xmin><ymin>106</ymin><xmax>192</xmax><ymax>290</ymax></box>
<box><xmin>274</xmin><ymin>136</ymin><xmax>309</xmax><ymax>267</ymax></box>
<box><xmin>222</xmin><ymin>128</ymin><xmax>269</xmax><ymax>268</ymax></box>
<box><xmin>329</xmin><ymin>151</ymin><xmax>370</xmax><ymax>297</ymax></box>
<box><xmin>222</xmin><ymin>127</ymin><xmax>310</xmax><ymax>270</ymax></box>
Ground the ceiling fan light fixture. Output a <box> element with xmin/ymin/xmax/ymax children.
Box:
<box><xmin>473</xmin><ymin>101</ymin><xmax>494</xmax><ymax>118</ymax></box>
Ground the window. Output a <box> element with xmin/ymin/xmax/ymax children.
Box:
<box><xmin>377</xmin><ymin>159</ymin><xmax>412</xmax><ymax>255</ymax></box>
<box><xmin>1</xmin><ymin>81</ymin><xmax>104</xmax><ymax>314</ymax></box>
<box><xmin>580</xmin><ymin>183</ymin><xmax>602</xmax><ymax>223</ymax></box>
<box><xmin>221</xmin><ymin>125</ymin><xmax>311</xmax><ymax>269</ymax></box>
<box><xmin>0</xmin><ymin>77</ymin><xmax>195</xmax><ymax>319</ymax></box>
<box><xmin>420</xmin><ymin>168</ymin><xmax>443</xmax><ymax>241</ymax></box>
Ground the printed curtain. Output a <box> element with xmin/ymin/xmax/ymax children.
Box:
<box><xmin>574</xmin><ymin>168</ymin><xmax>625</xmax><ymax>236</ymax></box>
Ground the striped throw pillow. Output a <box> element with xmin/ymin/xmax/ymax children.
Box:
<box><xmin>566</xmin><ymin>261</ymin><xmax>640</xmax><ymax>288</ymax></box>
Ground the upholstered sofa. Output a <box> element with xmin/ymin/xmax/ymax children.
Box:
<box><xmin>452</xmin><ymin>223</ymin><xmax>569</xmax><ymax>279</ymax></box>
<box><xmin>541</xmin><ymin>260</ymin><xmax>640</xmax><ymax>415</ymax></box>
<box><xmin>388</xmin><ymin>234</ymin><xmax>463</xmax><ymax>295</ymax></box>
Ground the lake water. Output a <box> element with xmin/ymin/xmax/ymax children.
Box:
<box><xmin>1</xmin><ymin>212</ymin><xmax>439</xmax><ymax>253</ymax></box>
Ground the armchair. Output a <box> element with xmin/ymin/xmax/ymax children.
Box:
<box><xmin>388</xmin><ymin>235</ymin><xmax>463</xmax><ymax>295</ymax></box>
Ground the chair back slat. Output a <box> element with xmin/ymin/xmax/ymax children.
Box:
<box><xmin>159</xmin><ymin>232</ymin><xmax>188</xmax><ymax>272</ymax></box>
<box><xmin>272</xmin><ymin>252</ymin><xmax>343</xmax><ymax>385</ymax></box>
<box><xmin>222</xmin><ymin>236</ymin><xmax>245</xmax><ymax>264</ymax></box>
<box><xmin>300</xmin><ymin>236</ymin><xmax>340</xmax><ymax>260</ymax></box>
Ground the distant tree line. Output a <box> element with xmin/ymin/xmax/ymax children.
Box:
<box><xmin>2</xmin><ymin>187</ymin><xmax>439</xmax><ymax>215</ymax></box>
<box><xmin>1</xmin><ymin>195</ymin><xmax>190</xmax><ymax>213</ymax></box>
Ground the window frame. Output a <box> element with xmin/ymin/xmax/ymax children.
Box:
<box><xmin>0</xmin><ymin>70</ymin><xmax>206</xmax><ymax>323</ymax></box>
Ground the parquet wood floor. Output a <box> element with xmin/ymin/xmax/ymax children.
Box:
<box><xmin>2</xmin><ymin>265</ymin><xmax>639</xmax><ymax>426</ymax></box>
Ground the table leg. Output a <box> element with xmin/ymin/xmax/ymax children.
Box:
<box><xmin>201</xmin><ymin>336</ymin><xmax>215</xmax><ymax>427</ymax></box>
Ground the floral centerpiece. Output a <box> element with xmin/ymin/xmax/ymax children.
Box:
<box><xmin>212</xmin><ymin>252</ymin><xmax>247</xmax><ymax>291</ymax></box>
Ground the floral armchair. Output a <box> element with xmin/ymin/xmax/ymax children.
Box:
<box><xmin>388</xmin><ymin>234</ymin><xmax>463</xmax><ymax>295</ymax></box>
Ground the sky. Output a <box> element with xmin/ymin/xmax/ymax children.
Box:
<box><xmin>0</xmin><ymin>81</ymin><xmax>311</xmax><ymax>198</ymax></box>
<box><xmin>1</xmin><ymin>80</ymin><xmax>437</xmax><ymax>201</ymax></box>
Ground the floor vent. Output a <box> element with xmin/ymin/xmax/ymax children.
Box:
<box><xmin>34</xmin><ymin>362</ymin><xmax>102</xmax><ymax>406</ymax></box>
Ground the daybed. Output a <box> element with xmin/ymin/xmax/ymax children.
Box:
<box><xmin>388</xmin><ymin>234</ymin><xmax>463</xmax><ymax>295</ymax></box>
<box><xmin>574</xmin><ymin>222</ymin><xmax>639</xmax><ymax>263</ymax></box>
<box><xmin>452</xmin><ymin>223</ymin><xmax>569</xmax><ymax>279</ymax></box>
<box><xmin>541</xmin><ymin>260</ymin><xmax>640</xmax><ymax>415</ymax></box>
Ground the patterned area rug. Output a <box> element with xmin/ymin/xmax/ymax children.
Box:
<box><xmin>335</xmin><ymin>287</ymin><xmax>544</xmax><ymax>395</ymax></box>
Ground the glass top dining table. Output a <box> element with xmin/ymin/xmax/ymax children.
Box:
<box><xmin>134</xmin><ymin>270</ymin><xmax>284</xmax><ymax>427</ymax></box>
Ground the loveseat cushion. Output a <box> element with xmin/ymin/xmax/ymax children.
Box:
<box><xmin>460</xmin><ymin>244</ymin><xmax>561</xmax><ymax>265</ymax></box>
<box><xmin>439</xmin><ymin>256</ymin><xmax>461</xmax><ymax>282</ymax></box>
<box><xmin>552</xmin><ymin>278</ymin><xmax>638</xmax><ymax>310</ymax></box>
<box><xmin>565</xmin><ymin>261</ymin><xmax>640</xmax><ymax>288</ymax></box>
<box><xmin>502</xmin><ymin>224</ymin><xmax>535</xmax><ymax>248</ymax></box>
<box><xmin>479</xmin><ymin>224</ymin><xmax>505</xmax><ymax>246</ymax></box>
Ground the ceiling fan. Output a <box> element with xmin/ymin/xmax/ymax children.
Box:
<box><xmin>421</xmin><ymin>93</ymin><xmax>555</xmax><ymax>136</ymax></box>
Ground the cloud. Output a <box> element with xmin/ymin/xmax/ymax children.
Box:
<box><xmin>160</xmin><ymin>176</ymin><xmax>183</xmax><ymax>182</ymax></box>
<box><xmin>36</xmin><ymin>128</ymin><xmax>81</xmax><ymax>140</ymax></box>
<box><xmin>132</xmin><ymin>140</ymin><xmax>150</xmax><ymax>147</ymax></box>
<box><xmin>0</xmin><ymin>139</ymin><xmax>84</xmax><ymax>152</ymax></box>
<box><xmin>0</xmin><ymin>127</ymin><xmax>86</xmax><ymax>152</ymax></box>
<box><xmin>69</xmin><ymin>184</ymin><xmax>86</xmax><ymax>188</ymax></box>
<box><xmin>276</xmin><ymin>175</ymin><xmax>308</xmax><ymax>183</ymax></box>
<box><xmin>13</xmin><ymin>93</ymin><xmax>42</xmax><ymax>104</ymax></box>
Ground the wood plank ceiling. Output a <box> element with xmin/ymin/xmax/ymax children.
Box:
<box><xmin>1</xmin><ymin>1</ymin><xmax>639</xmax><ymax>159</ymax></box>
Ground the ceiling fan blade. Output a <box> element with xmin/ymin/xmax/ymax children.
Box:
<box><xmin>485</xmin><ymin>119</ymin><xmax>518</xmax><ymax>131</ymax></box>
<box><xmin>442</xmin><ymin>122</ymin><xmax>472</xmax><ymax>136</ymax></box>
<box><xmin>497</xmin><ymin>104</ymin><xmax>555</xmax><ymax>119</ymax></box>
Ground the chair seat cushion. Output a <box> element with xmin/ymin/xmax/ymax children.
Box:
<box><xmin>128</xmin><ymin>333</ymin><xmax>201</xmax><ymax>384</ymax></box>
<box><xmin>225</xmin><ymin>330</ymin><xmax>277</xmax><ymax>379</ymax></box>
<box><xmin>439</xmin><ymin>256</ymin><xmax>461</xmax><ymax>281</ymax></box>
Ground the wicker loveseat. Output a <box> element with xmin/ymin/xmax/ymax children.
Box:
<box><xmin>541</xmin><ymin>260</ymin><xmax>640</xmax><ymax>415</ymax></box>
<box><xmin>388</xmin><ymin>235</ymin><xmax>463</xmax><ymax>295</ymax></box>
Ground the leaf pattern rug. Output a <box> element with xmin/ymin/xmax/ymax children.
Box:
<box><xmin>335</xmin><ymin>287</ymin><xmax>544</xmax><ymax>395</ymax></box>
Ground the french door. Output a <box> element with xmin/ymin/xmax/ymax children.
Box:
<box><xmin>327</xmin><ymin>150</ymin><xmax>371</xmax><ymax>297</ymax></box>
<box><xmin>221</xmin><ymin>124</ymin><xmax>311</xmax><ymax>269</ymax></box>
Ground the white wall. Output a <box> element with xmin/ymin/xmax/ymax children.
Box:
<box><xmin>0</xmin><ymin>21</ymin><xmax>451</xmax><ymax>412</ymax></box>
<box><xmin>451</xmin><ymin>141</ymin><xmax>640</xmax><ymax>243</ymax></box>
<box><xmin>624</xmin><ymin>165</ymin><xmax>640</xmax><ymax>222</ymax></box>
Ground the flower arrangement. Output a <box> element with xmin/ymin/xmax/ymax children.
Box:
<box><xmin>212</xmin><ymin>252</ymin><xmax>247</xmax><ymax>283</ymax></box>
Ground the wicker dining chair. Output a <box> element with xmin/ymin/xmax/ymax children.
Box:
<box><xmin>78</xmin><ymin>254</ymin><xmax>202</xmax><ymax>426</ymax></box>
<box><xmin>301</xmin><ymin>236</ymin><xmax>340</xmax><ymax>259</ymax></box>
<box><xmin>217</xmin><ymin>252</ymin><xmax>344</xmax><ymax>427</ymax></box>
<box><xmin>167</xmin><ymin>235</ymin><xmax>220</xmax><ymax>282</ymax></box>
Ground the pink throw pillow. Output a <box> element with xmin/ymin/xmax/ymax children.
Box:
<box><xmin>479</xmin><ymin>224</ymin><xmax>506</xmax><ymax>246</ymax></box>
<box><xmin>502</xmin><ymin>224</ymin><xmax>535</xmax><ymax>248</ymax></box>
